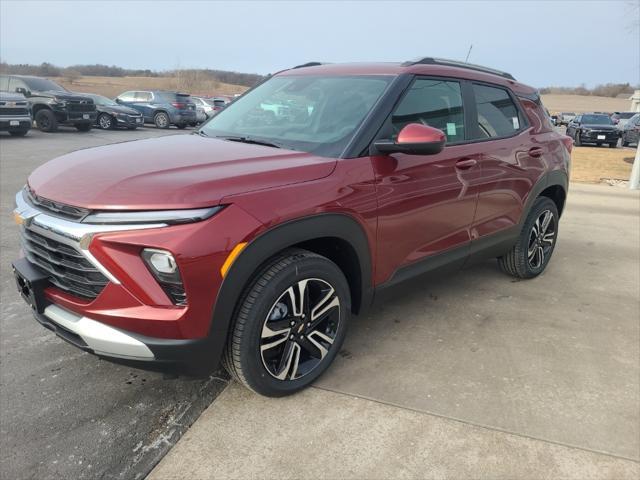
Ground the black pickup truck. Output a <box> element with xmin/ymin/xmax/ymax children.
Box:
<box><xmin>0</xmin><ymin>75</ymin><xmax>96</xmax><ymax>132</ymax></box>
<box><xmin>0</xmin><ymin>91</ymin><xmax>32</xmax><ymax>136</ymax></box>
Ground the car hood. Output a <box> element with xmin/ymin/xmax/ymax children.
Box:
<box><xmin>98</xmin><ymin>104</ymin><xmax>141</xmax><ymax>115</ymax></box>
<box><xmin>0</xmin><ymin>91</ymin><xmax>27</xmax><ymax>102</ymax></box>
<box><xmin>28</xmin><ymin>134</ymin><xmax>337</xmax><ymax>210</ymax></box>
<box><xmin>38</xmin><ymin>90</ymin><xmax>95</xmax><ymax>102</ymax></box>
<box><xmin>582</xmin><ymin>124</ymin><xmax>617</xmax><ymax>130</ymax></box>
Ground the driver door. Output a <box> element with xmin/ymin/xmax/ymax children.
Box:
<box><xmin>372</xmin><ymin>77</ymin><xmax>481</xmax><ymax>285</ymax></box>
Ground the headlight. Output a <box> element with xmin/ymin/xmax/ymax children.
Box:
<box><xmin>141</xmin><ymin>248</ymin><xmax>187</xmax><ymax>305</ymax></box>
<box><xmin>82</xmin><ymin>206</ymin><xmax>223</xmax><ymax>225</ymax></box>
<box><xmin>53</xmin><ymin>98</ymin><xmax>67</xmax><ymax>107</ymax></box>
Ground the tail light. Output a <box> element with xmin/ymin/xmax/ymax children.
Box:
<box><xmin>561</xmin><ymin>135</ymin><xmax>573</xmax><ymax>153</ymax></box>
<box><xmin>172</xmin><ymin>102</ymin><xmax>187</xmax><ymax>109</ymax></box>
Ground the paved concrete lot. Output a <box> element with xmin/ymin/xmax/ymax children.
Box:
<box><xmin>0</xmin><ymin>128</ymin><xmax>229</xmax><ymax>479</ymax></box>
<box><xmin>152</xmin><ymin>182</ymin><xmax>640</xmax><ymax>478</ymax></box>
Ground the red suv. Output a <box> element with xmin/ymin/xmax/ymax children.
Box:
<box><xmin>12</xmin><ymin>58</ymin><xmax>571</xmax><ymax>396</ymax></box>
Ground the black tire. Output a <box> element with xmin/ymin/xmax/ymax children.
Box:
<box><xmin>176</xmin><ymin>123</ymin><xmax>187</xmax><ymax>129</ymax></box>
<box><xmin>608</xmin><ymin>141</ymin><xmax>617</xmax><ymax>148</ymax></box>
<box><xmin>223</xmin><ymin>249</ymin><xmax>350</xmax><ymax>397</ymax></box>
<box><xmin>9</xmin><ymin>129</ymin><xmax>28</xmax><ymax>137</ymax></box>
<box><xmin>574</xmin><ymin>131</ymin><xmax>581</xmax><ymax>146</ymax></box>
<box><xmin>154</xmin><ymin>111</ymin><xmax>170</xmax><ymax>129</ymax></box>
<box><xmin>498</xmin><ymin>197</ymin><xmax>559</xmax><ymax>279</ymax></box>
<box><xmin>98</xmin><ymin>113</ymin><xmax>114</xmax><ymax>130</ymax></box>
<box><xmin>35</xmin><ymin>109</ymin><xmax>58</xmax><ymax>132</ymax></box>
<box><xmin>622</xmin><ymin>136</ymin><xmax>629</xmax><ymax>147</ymax></box>
<box><xmin>75</xmin><ymin>123</ymin><xmax>92</xmax><ymax>132</ymax></box>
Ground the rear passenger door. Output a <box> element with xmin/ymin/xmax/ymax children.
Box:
<box><xmin>132</xmin><ymin>91</ymin><xmax>154</xmax><ymax>121</ymax></box>
<box><xmin>467</xmin><ymin>83</ymin><xmax>543</xmax><ymax>242</ymax></box>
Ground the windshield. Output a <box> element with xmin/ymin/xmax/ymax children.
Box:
<box><xmin>88</xmin><ymin>94</ymin><xmax>117</xmax><ymax>106</ymax></box>
<box><xmin>200</xmin><ymin>75</ymin><xmax>393</xmax><ymax>157</ymax></box>
<box><xmin>618</xmin><ymin>112</ymin><xmax>635</xmax><ymax>119</ymax></box>
<box><xmin>582</xmin><ymin>114</ymin><xmax>613</xmax><ymax>125</ymax></box>
<box><xmin>22</xmin><ymin>77</ymin><xmax>66</xmax><ymax>92</ymax></box>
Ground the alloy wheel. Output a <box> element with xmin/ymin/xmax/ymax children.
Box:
<box><xmin>99</xmin><ymin>114</ymin><xmax>112</xmax><ymax>129</ymax></box>
<box><xmin>260</xmin><ymin>278</ymin><xmax>340</xmax><ymax>381</ymax></box>
<box><xmin>527</xmin><ymin>209</ymin><xmax>556</xmax><ymax>269</ymax></box>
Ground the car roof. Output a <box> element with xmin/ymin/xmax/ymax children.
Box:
<box><xmin>276</xmin><ymin>60</ymin><xmax>536</xmax><ymax>95</ymax></box>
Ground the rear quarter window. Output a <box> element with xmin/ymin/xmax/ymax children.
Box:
<box><xmin>472</xmin><ymin>84</ymin><xmax>525</xmax><ymax>139</ymax></box>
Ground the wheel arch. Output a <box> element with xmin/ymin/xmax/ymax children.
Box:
<box><xmin>31</xmin><ymin>104</ymin><xmax>51</xmax><ymax>116</ymax></box>
<box><xmin>205</xmin><ymin>213</ymin><xmax>373</xmax><ymax>368</ymax></box>
<box><xmin>521</xmin><ymin>170</ymin><xmax>568</xmax><ymax>226</ymax></box>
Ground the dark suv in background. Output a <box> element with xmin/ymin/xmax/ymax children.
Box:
<box><xmin>115</xmin><ymin>90</ymin><xmax>197</xmax><ymax>129</ymax></box>
<box><xmin>0</xmin><ymin>75</ymin><xmax>96</xmax><ymax>132</ymax></box>
<box><xmin>566</xmin><ymin>113</ymin><xmax>620</xmax><ymax>147</ymax></box>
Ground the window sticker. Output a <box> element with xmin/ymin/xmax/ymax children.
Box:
<box><xmin>512</xmin><ymin>117</ymin><xmax>520</xmax><ymax>130</ymax></box>
<box><xmin>446</xmin><ymin>122</ymin><xmax>457</xmax><ymax>136</ymax></box>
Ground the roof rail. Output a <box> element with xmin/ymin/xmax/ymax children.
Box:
<box><xmin>292</xmin><ymin>62</ymin><xmax>324</xmax><ymax>69</ymax></box>
<box><xmin>402</xmin><ymin>57</ymin><xmax>515</xmax><ymax>81</ymax></box>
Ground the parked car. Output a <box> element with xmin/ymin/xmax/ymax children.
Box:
<box><xmin>611</xmin><ymin>111</ymin><xmax>636</xmax><ymax>130</ymax></box>
<box><xmin>86</xmin><ymin>94</ymin><xmax>144</xmax><ymax>130</ymax></box>
<box><xmin>0</xmin><ymin>75</ymin><xmax>96</xmax><ymax>132</ymax></box>
<box><xmin>191</xmin><ymin>96</ymin><xmax>214</xmax><ymax>123</ymax></box>
<box><xmin>621</xmin><ymin>113</ymin><xmax>640</xmax><ymax>146</ymax></box>
<box><xmin>566</xmin><ymin>113</ymin><xmax>620</xmax><ymax>147</ymax></box>
<box><xmin>0</xmin><ymin>91</ymin><xmax>32</xmax><ymax>136</ymax></box>
<box><xmin>114</xmin><ymin>90</ymin><xmax>197</xmax><ymax>129</ymax></box>
<box><xmin>558</xmin><ymin>112</ymin><xmax>576</xmax><ymax>126</ymax></box>
<box><xmin>12</xmin><ymin>58</ymin><xmax>571</xmax><ymax>397</ymax></box>
<box><xmin>206</xmin><ymin>97</ymin><xmax>229</xmax><ymax>114</ymax></box>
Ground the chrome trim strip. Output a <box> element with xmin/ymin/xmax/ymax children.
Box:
<box><xmin>15</xmin><ymin>190</ymin><xmax>167</xmax><ymax>286</ymax></box>
<box><xmin>44</xmin><ymin>304</ymin><xmax>154</xmax><ymax>360</ymax></box>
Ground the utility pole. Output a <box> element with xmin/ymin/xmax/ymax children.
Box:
<box><xmin>465</xmin><ymin>44</ymin><xmax>473</xmax><ymax>63</ymax></box>
<box><xmin>629</xmin><ymin>145</ymin><xmax>640</xmax><ymax>190</ymax></box>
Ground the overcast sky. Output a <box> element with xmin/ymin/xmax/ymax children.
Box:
<box><xmin>1</xmin><ymin>0</ymin><xmax>638</xmax><ymax>88</ymax></box>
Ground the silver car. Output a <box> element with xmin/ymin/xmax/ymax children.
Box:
<box><xmin>191</xmin><ymin>96</ymin><xmax>215</xmax><ymax>123</ymax></box>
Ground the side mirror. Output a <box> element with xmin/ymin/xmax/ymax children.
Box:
<box><xmin>374</xmin><ymin>123</ymin><xmax>446</xmax><ymax>156</ymax></box>
<box><xmin>15</xmin><ymin>87</ymin><xmax>30</xmax><ymax>96</ymax></box>
<box><xmin>115</xmin><ymin>98</ymin><xmax>123</xmax><ymax>104</ymax></box>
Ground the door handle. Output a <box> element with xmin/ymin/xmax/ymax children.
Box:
<box><xmin>455</xmin><ymin>158</ymin><xmax>477</xmax><ymax>169</ymax></box>
<box><xmin>528</xmin><ymin>147</ymin><xmax>544</xmax><ymax>158</ymax></box>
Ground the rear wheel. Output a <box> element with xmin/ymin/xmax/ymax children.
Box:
<box><xmin>154</xmin><ymin>111</ymin><xmax>170</xmax><ymax>129</ymax></box>
<box><xmin>35</xmin><ymin>109</ymin><xmax>57</xmax><ymax>132</ymax></box>
<box><xmin>498</xmin><ymin>197</ymin><xmax>559</xmax><ymax>279</ymax></box>
<box><xmin>223</xmin><ymin>249</ymin><xmax>350</xmax><ymax>397</ymax></box>
<box><xmin>574</xmin><ymin>131</ymin><xmax>581</xmax><ymax>146</ymax></box>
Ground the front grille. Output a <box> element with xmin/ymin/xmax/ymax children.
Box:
<box><xmin>67</xmin><ymin>102</ymin><xmax>96</xmax><ymax>113</ymax></box>
<box><xmin>26</xmin><ymin>188</ymin><xmax>89</xmax><ymax>221</ymax></box>
<box><xmin>0</xmin><ymin>107</ymin><xmax>29</xmax><ymax>116</ymax></box>
<box><xmin>20</xmin><ymin>227</ymin><xmax>108</xmax><ymax>300</ymax></box>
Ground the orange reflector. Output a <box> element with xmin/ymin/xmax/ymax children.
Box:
<box><xmin>220</xmin><ymin>242</ymin><xmax>247</xmax><ymax>278</ymax></box>
<box><xmin>13</xmin><ymin>211</ymin><xmax>24</xmax><ymax>225</ymax></box>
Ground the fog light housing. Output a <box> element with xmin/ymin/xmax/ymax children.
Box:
<box><xmin>141</xmin><ymin>248</ymin><xmax>187</xmax><ymax>306</ymax></box>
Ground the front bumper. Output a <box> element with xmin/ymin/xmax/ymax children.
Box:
<box><xmin>113</xmin><ymin>114</ymin><xmax>144</xmax><ymax>127</ymax></box>
<box><xmin>0</xmin><ymin>117</ymin><xmax>32</xmax><ymax>131</ymax></box>
<box><xmin>13</xmin><ymin>190</ymin><xmax>264</xmax><ymax>373</ymax></box>
<box><xmin>578</xmin><ymin>130</ymin><xmax>619</xmax><ymax>143</ymax></box>
<box><xmin>53</xmin><ymin>108</ymin><xmax>97</xmax><ymax>124</ymax></box>
<box><xmin>171</xmin><ymin>112</ymin><xmax>197</xmax><ymax>125</ymax></box>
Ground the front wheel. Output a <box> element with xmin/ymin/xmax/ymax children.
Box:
<box><xmin>35</xmin><ymin>109</ymin><xmax>58</xmax><ymax>132</ymax></box>
<box><xmin>98</xmin><ymin>113</ymin><xmax>114</xmax><ymax>130</ymax></box>
<box><xmin>223</xmin><ymin>249</ymin><xmax>350</xmax><ymax>397</ymax></box>
<box><xmin>498</xmin><ymin>197</ymin><xmax>559</xmax><ymax>279</ymax></box>
<box><xmin>574</xmin><ymin>131</ymin><xmax>582</xmax><ymax>146</ymax></box>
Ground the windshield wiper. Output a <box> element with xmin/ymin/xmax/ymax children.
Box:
<box><xmin>220</xmin><ymin>135</ymin><xmax>282</xmax><ymax>149</ymax></box>
<box><xmin>193</xmin><ymin>130</ymin><xmax>209</xmax><ymax>137</ymax></box>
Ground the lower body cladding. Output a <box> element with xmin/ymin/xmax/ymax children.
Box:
<box><xmin>12</xmin><ymin>190</ymin><xmax>265</xmax><ymax>374</ymax></box>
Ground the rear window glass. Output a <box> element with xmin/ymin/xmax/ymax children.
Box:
<box><xmin>472</xmin><ymin>84</ymin><xmax>524</xmax><ymax>139</ymax></box>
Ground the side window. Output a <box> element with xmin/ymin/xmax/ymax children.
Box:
<box><xmin>391</xmin><ymin>78</ymin><xmax>465</xmax><ymax>143</ymax></box>
<box><xmin>134</xmin><ymin>91</ymin><xmax>152</xmax><ymax>102</ymax></box>
<box><xmin>471</xmin><ymin>84</ymin><xmax>524</xmax><ymax>139</ymax></box>
<box><xmin>0</xmin><ymin>76</ymin><xmax>9</xmax><ymax>91</ymax></box>
<box><xmin>118</xmin><ymin>91</ymin><xmax>135</xmax><ymax>102</ymax></box>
